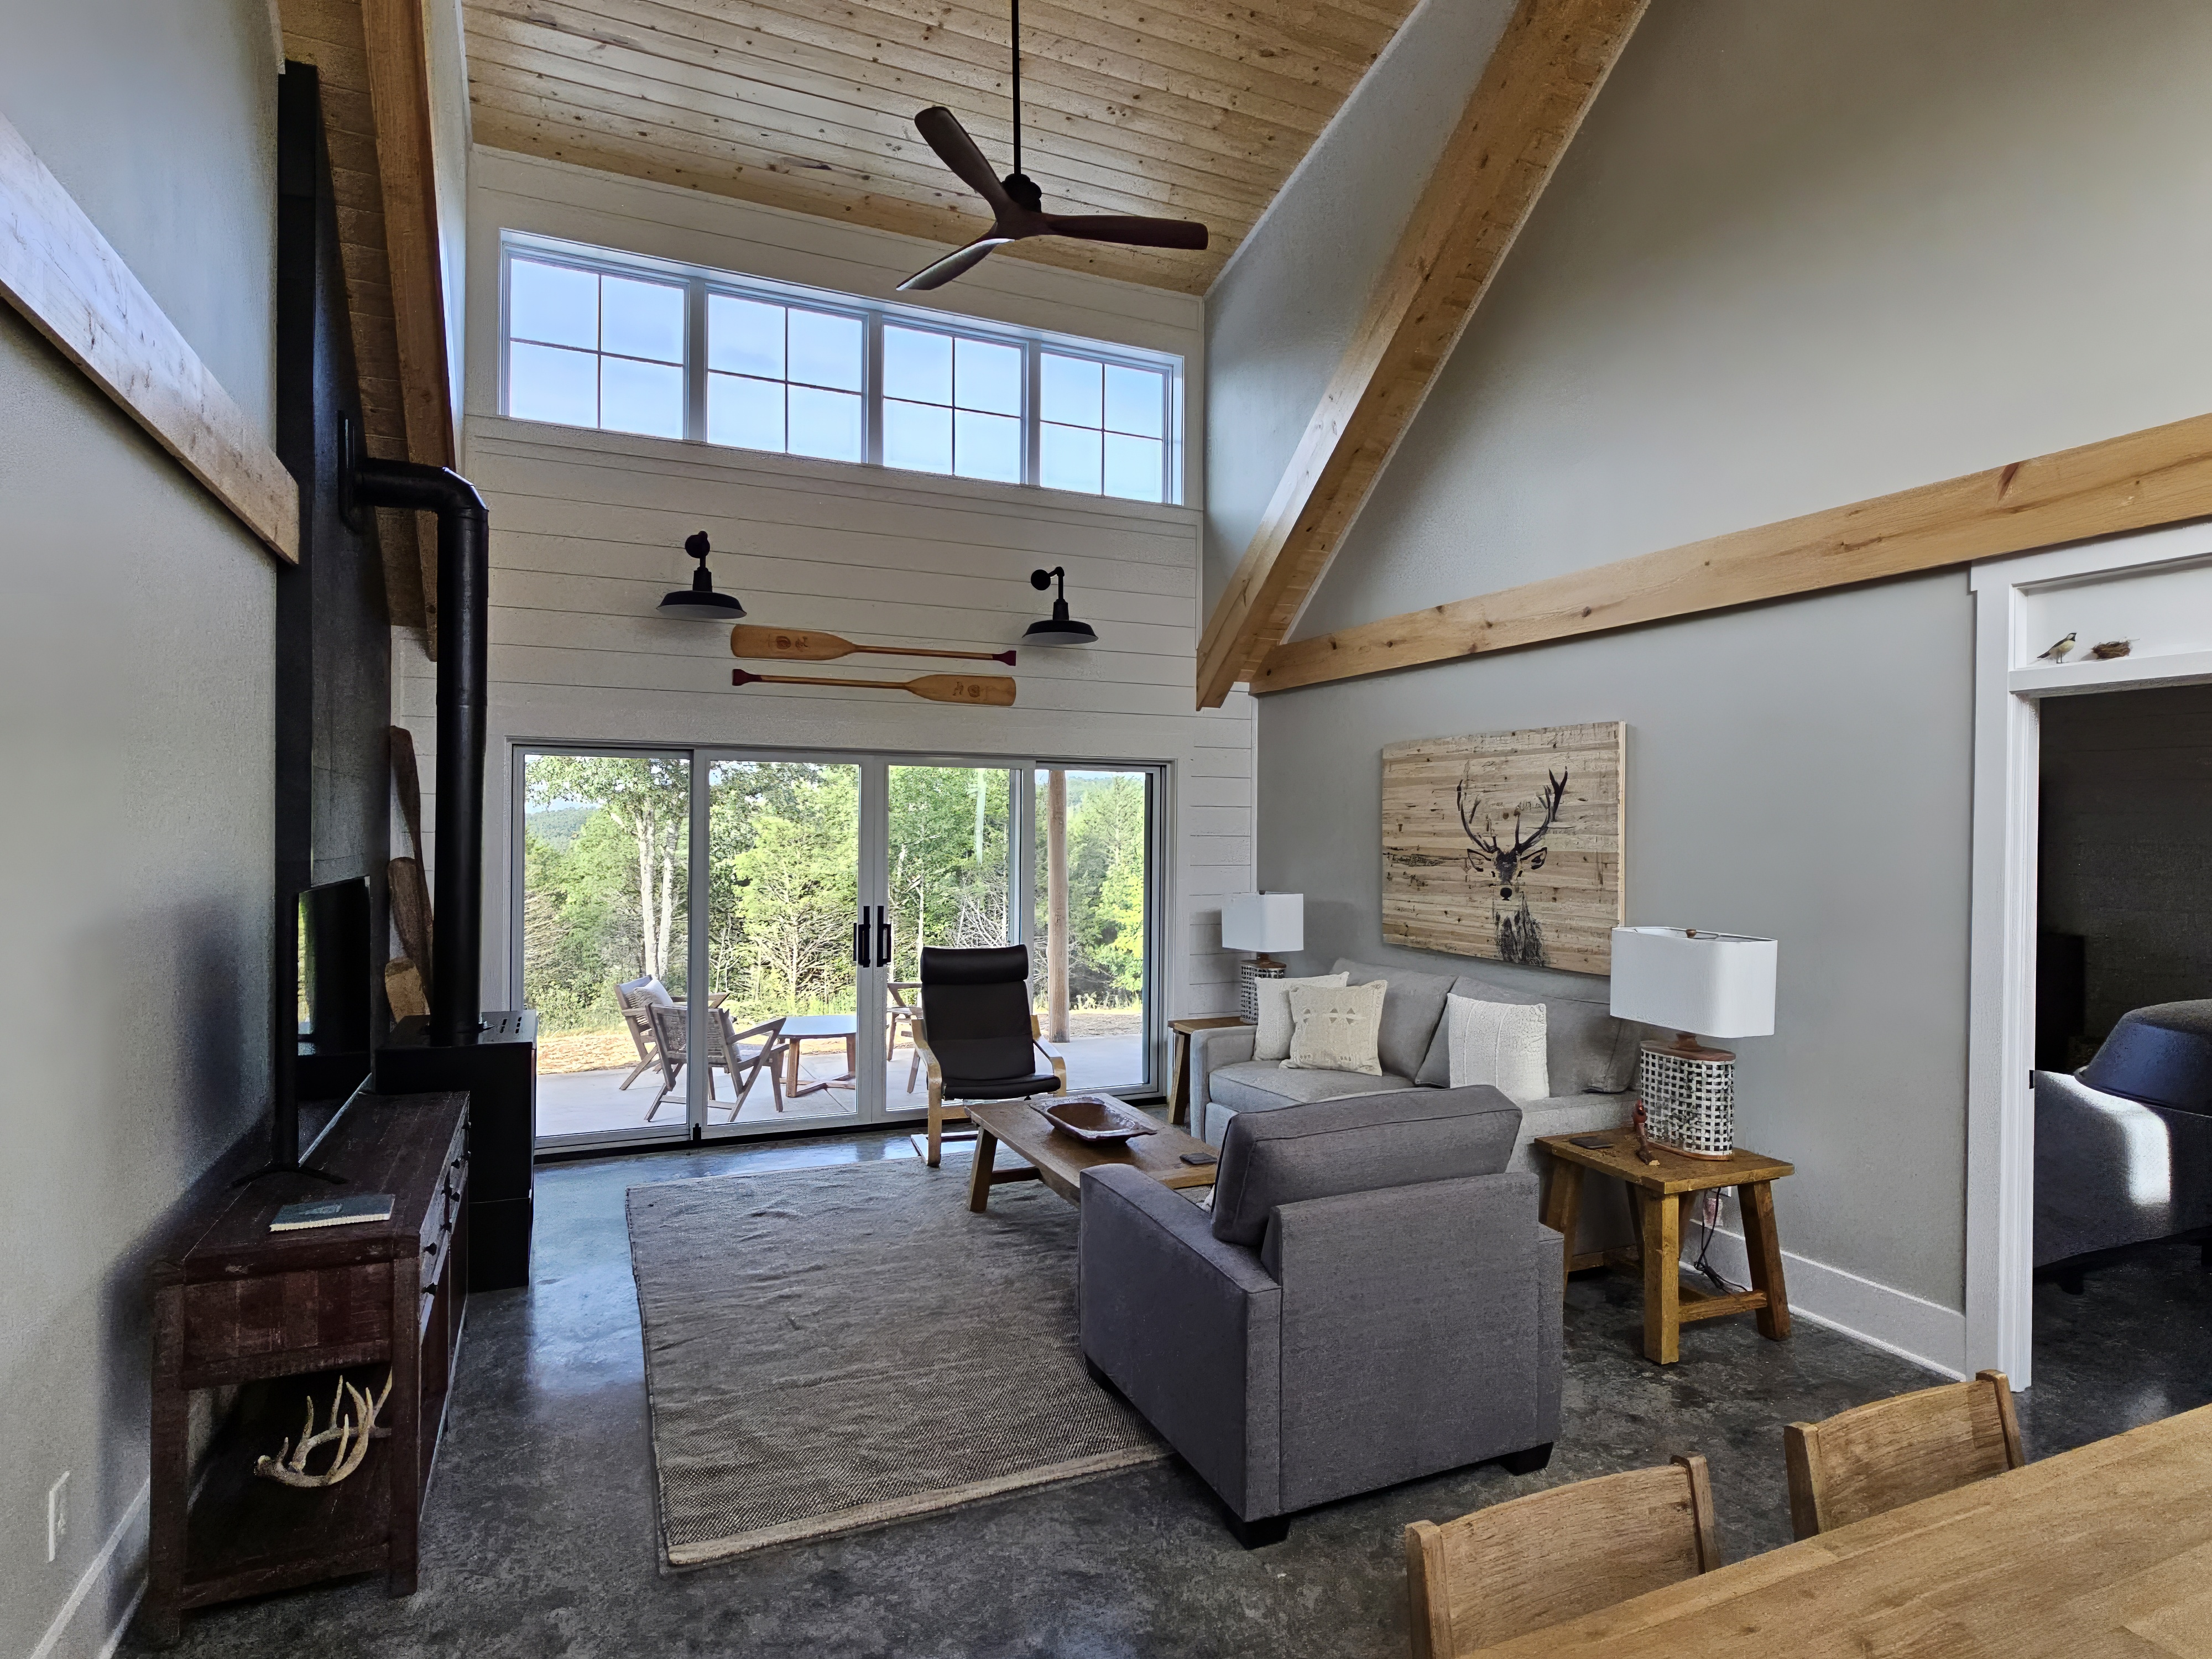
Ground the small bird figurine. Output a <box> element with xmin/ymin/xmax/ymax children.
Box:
<box><xmin>2090</xmin><ymin>639</ymin><xmax>2133</xmax><ymax>660</ymax></box>
<box><xmin>2037</xmin><ymin>632</ymin><xmax>2077</xmax><ymax>664</ymax></box>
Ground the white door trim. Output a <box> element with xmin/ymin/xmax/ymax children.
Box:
<box><xmin>1966</xmin><ymin>520</ymin><xmax>2212</xmax><ymax>1386</ymax></box>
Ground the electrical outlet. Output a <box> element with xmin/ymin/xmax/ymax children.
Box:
<box><xmin>46</xmin><ymin>1471</ymin><xmax>68</xmax><ymax>1563</ymax></box>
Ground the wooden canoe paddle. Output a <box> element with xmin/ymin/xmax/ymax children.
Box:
<box><xmin>732</xmin><ymin>667</ymin><xmax>1015</xmax><ymax>707</ymax></box>
<box><xmin>731</xmin><ymin>623</ymin><xmax>1014</xmax><ymax>667</ymax></box>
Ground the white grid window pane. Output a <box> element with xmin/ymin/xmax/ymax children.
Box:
<box><xmin>509</xmin><ymin>259</ymin><xmax>596</xmax><ymax>349</ymax></box>
<box><xmin>602</xmin><ymin>275</ymin><xmax>684</xmax><ymax>363</ymax></box>
<box><xmin>601</xmin><ymin>357</ymin><xmax>684</xmax><ymax>438</ymax></box>
<box><xmin>790</xmin><ymin>310</ymin><xmax>862</xmax><ymax>391</ymax></box>
<box><xmin>1104</xmin><ymin>363</ymin><xmax>1165</xmax><ymax>438</ymax></box>
<box><xmin>955</xmin><ymin>337</ymin><xmax>1022</xmax><ymax>415</ymax></box>
<box><xmin>954</xmin><ymin>409</ymin><xmax>1021</xmax><ymax>482</ymax></box>
<box><xmin>884</xmin><ymin>399</ymin><xmax>952</xmax><ymax>473</ymax></box>
<box><xmin>1103</xmin><ymin>432</ymin><xmax>1164</xmax><ymax>502</ymax></box>
<box><xmin>707</xmin><ymin>373</ymin><xmax>784</xmax><ymax>451</ymax></box>
<box><xmin>1040</xmin><ymin>354</ymin><xmax>1102</xmax><ymax>428</ymax></box>
<box><xmin>884</xmin><ymin>326</ymin><xmax>952</xmax><ymax>405</ymax></box>
<box><xmin>790</xmin><ymin>385</ymin><xmax>863</xmax><ymax>460</ymax></box>
<box><xmin>709</xmin><ymin>295</ymin><xmax>785</xmax><ymax>379</ymax></box>
<box><xmin>508</xmin><ymin>341</ymin><xmax>598</xmax><ymax>426</ymax></box>
<box><xmin>1040</xmin><ymin>422</ymin><xmax>1102</xmax><ymax>494</ymax></box>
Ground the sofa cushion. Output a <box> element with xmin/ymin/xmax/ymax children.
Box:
<box><xmin>1285</xmin><ymin>980</ymin><xmax>1386</xmax><ymax>1074</ymax></box>
<box><xmin>1446</xmin><ymin>994</ymin><xmax>1550</xmax><ymax>1100</ymax></box>
<box><xmin>1417</xmin><ymin>972</ymin><xmax>1640</xmax><ymax>1095</ymax></box>
<box><xmin>1211</xmin><ymin>1086</ymin><xmax>1522</xmax><ymax>1247</ymax></box>
<box><xmin>1208</xmin><ymin>1060</ymin><xmax>1417</xmax><ymax>1113</ymax></box>
<box><xmin>1254</xmin><ymin>972</ymin><xmax>1349</xmax><ymax>1061</ymax></box>
<box><xmin>1332</xmin><ymin>958</ymin><xmax>1458</xmax><ymax>1082</ymax></box>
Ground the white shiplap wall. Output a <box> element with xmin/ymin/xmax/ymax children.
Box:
<box><xmin>396</xmin><ymin>147</ymin><xmax>1254</xmax><ymax>1055</ymax></box>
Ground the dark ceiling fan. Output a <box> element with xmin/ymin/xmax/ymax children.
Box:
<box><xmin>898</xmin><ymin>0</ymin><xmax>1209</xmax><ymax>291</ymax></box>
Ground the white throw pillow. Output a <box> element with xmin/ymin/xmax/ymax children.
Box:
<box><xmin>1447</xmin><ymin>993</ymin><xmax>1551</xmax><ymax>1102</ymax></box>
<box><xmin>1284</xmin><ymin>980</ymin><xmax>1386</xmax><ymax>1075</ymax></box>
<box><xmin>1253</xmin><ymin>971</ymin><xmax>1350</xmax><ymax>1061</ymax></box>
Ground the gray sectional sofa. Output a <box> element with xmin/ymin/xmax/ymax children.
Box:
<box><xmin>1193</xmin><ymin>957</ymin><xmax>1645</xmax><ymax>1194</ymax></box>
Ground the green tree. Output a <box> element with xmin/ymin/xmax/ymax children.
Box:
<box><xmin>524</xmin><ymin>754</ymin><xmax>690</xmax><ymax>990</ymax></box>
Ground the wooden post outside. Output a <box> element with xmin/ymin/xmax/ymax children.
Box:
<box><xmin>1046</xmin><ymin>768</ymin><xmax>1070</xmax><ymax>1043</ymax></box>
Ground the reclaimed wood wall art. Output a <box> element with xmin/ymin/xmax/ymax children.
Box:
<box><xmin>1381</xmin><ymin>722</ymin><xmax>1626</xmax><ymax>974</ymax></box>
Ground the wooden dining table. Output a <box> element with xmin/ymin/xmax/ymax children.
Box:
<box><xmin>1475</xmin><ymin>1402</ymin><xmax>2212</xmax><ymax>1658</ymax></box>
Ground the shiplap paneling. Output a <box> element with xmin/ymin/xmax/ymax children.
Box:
<box><xmin>411</xmin><ymin>154</ymin><xmax>1255</xmax><ymax>1048</ymax></box>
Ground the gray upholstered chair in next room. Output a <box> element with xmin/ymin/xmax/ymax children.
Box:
<box><xmin>1077</xmin><ymin>1088</ymin><xmax>1563</xmax><ymax>1547</ymax></box>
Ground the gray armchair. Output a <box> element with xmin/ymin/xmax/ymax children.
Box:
<box><xmin>1077</xmin><ymin>1088</ymin><xmax>1563</xmax><ymax>1547</ymax></box>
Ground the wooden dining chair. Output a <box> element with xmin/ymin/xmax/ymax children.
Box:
<box><xmin>1404</xmin><ymin>1455</ymin><xmax>1723</xmax><ymax>1657</ymax></box>
<box><xmin>1783</xmin><ymin>1369</ymin><xmax>2025</xmax><ymax>1540</ymax></box>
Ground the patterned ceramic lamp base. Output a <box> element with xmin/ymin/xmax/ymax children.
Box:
<box><xmin>1238</xmin><ymin>960</ymin><xmax>1286</xmax><ymax>1024</ymax></box>
<box><xmin>1640</xmin><ymin>1042</ymin><xmax>1736</xmax><ymax>1159</ymax></box>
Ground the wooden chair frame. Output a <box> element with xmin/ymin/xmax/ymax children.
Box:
<box><xmin>615</xmin><ymin>980</ymin><xmax>727</xmax><ymax>1092</ymax></box>
<box><xmin>1406</xmin><ymin>1454</ymin><xmax>1723</xmax><ymax>1656</ymax></box>
<box><xmin>886</xmin><ymin>979</ymin><xmax>924</xmax><ymax>1091</ymax></box>
<box><xmin>644</xmin><ymin>1004</ymin><xmax>790</xmax><ymax>1121</ymax></box>
<box><xmin>1784</xmin><ymin>1368</ymin><xmax>2025</xmax><ymax>1540</ymax></box>
<box><xmin>911</xmin><ymin>1013</ymin><xmax>1067</xmax><ymax>1166</ymax></box>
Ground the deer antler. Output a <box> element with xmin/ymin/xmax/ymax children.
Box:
<box><xmin>1511</xmin><ymin>770</ymin><xmax>1569</xmax><ymax>860</ymax></box>
<box><xmin>254</xmin><ymin>1369</ymin><xmax>395</xmax><ymax>1489</ymax></box>
<box><xmin>1456</xmin><ymin>778</ymin><xmax>1505</xmax><ymax>858</ymax></box>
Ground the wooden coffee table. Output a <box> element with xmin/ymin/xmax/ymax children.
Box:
<box><xmin>963</xmin><ymin>1095</ymin><xmax>1217</xmax><ymax>1213</ymax></box>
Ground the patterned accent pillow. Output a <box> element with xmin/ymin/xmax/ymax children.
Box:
<box><xmin>1283</xmin><ymin>980</ymin><xmax>1386</xmax><ymax>1075</ymax></box>
<box><xmin>1253</xmin><ymin>971</ymin><xmax>1350</xmax><ymax>1061</ymax></box>
<box><xmin>1447</xmin><ymin>993</ymin><xmax>1551</xmax><ymax>1102</ymax></box>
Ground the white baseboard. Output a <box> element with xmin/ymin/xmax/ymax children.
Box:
<box><xmin>28</xmin><ymin>1481</ymin><xmax>148</xmax><ymax>1659</ymax></box>
<box><xmin>1697</xmin><ymin>1225</ymin><xmax>1967</xmax><ymax>1381</ymax></box>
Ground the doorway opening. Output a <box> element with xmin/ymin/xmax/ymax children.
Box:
<box><xmin>515</xmin><ymin>746</ymin><xmax>1165</xmax><ymax>1152</ymax></box>
<box><xmin>2028</xmin><ymin>682</ymin><xmax>2212</xmax><ymax>1438</ymax></box>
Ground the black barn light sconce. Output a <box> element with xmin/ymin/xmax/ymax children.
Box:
<box><xmin>660</xmin><ymin>530</ymin><xmax>745</xmax><ymax>619</ymax></box>
<box><xmin>1024</xmin><ymin>566</ymin><xmax>1098</xmax><ymax>646</ymax></box>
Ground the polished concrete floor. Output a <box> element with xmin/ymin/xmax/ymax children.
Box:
<box><xmin>131</xmin><ymin>1133</ymin><xmax>2212</xmax><ymax>1658</ymax></box>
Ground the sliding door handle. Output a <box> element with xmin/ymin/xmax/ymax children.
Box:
<box><xmin>876</xmin><ymin>905</ymin><xmax>891</xmax><ymax>966</ymax></box>
<box><xmin>853</xmin><ymin>916</ymin><xmax>870</xmax><ymax>968</ymax></box>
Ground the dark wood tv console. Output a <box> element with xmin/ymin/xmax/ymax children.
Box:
<box><xmin>145</xmin><ymin>1093</ymin><xmax>468</xmax><ymax>1644</ymax></box>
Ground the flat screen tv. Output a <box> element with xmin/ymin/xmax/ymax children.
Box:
<box><xmin>298</xmin><ymin>876</ymin><xmax>373</xmax><ymax>1095</ymax></box>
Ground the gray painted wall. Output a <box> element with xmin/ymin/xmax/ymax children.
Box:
<box><xmin>1218</xmin><ymin>0</ymin><xmax>2212</xmax><ymax>1323</ymax></box>
<box><xmin>0</xmin><ymin>5</ymin><xmax>279</xmax><ymax>1650</ymax></box>
<box><xmin>2040</xmin><ymin>684</ymin><xmax>2212</xmax><ymax>1050</ymax></box>
<box><xmin>1201</xmin><ymin>0</ymin><xmax>1513</xmax><ymax>615</ymax></box>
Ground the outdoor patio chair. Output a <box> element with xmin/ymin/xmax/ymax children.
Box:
<box><xmin>912</xmin><ymin>945</ymin><xmax>1066</xmax><ymax>1166</ymax></box>
<box><xmin>887</xmin><ymin>980</ymin><xmax>924</xmax><ymax>1091</ymax></box>
<box><xmin>617</xmin><ymin>974</ymin><xmax>727</xmax><ymax>1092</ymax></box>
<box><xmin>645</xmin><ymin>1003</ymin><xmax>792</xmax><ymax>1121</ymax></box>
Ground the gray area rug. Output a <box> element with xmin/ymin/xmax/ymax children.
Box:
<box><xmin>625</xmin><ymin>1161</ymin><xmax>1168</xmax><ymax>1567</ymax></box>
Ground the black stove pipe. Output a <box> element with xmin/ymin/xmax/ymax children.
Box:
<box><xmin>345</xmin><ymin>442</ymin><xmax>489</xmax><ymax>1046</ymax></box>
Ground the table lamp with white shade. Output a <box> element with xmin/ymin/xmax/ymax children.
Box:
<box><xmin>1609</xmin><ymin>926</ymin><xmax>1778</xmax><ymax>1158</ymax></box>
<box><xmin>1222</xmin><ymin>893</ymin><xmax>1303</xmax><ymax>1023</ymax></box>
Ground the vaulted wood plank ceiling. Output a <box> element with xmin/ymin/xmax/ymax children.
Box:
<box><xmin>461</xmin><ymin>0</ymin><xmax>1425</xmax><ymax>293</ymax></box>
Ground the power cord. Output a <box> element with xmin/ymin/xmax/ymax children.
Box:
<box><xmin>1690</xmin><ymin>1188</ymin><xmax>1743</xmax><ymax>1295</ymax></box>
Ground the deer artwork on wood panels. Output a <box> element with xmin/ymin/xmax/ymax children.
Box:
<box><xmin>1455</xmin><ymin>769</ymin><xmax>1569</xmax><ymax>966</ymax></box>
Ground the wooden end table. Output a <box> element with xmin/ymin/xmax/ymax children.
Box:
<box><xmin>1166</xmin><ymin>1016</ymin><xmax>1249</xmax><ymax>1126</ymax></box>
<box><xmin>963</xmin><ymin>1095</ymin><xmax>1217</xmax><ymax>1212</ymax></box>
<box><xmin>1535</xmin><ymin>1133</ymin><xmax>1794</xmax><ymax>1365</ymax></box>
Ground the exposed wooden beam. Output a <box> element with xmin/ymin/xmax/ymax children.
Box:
<box><xmin>1253</xmin><ymin>410</ymin><xmax>2212</xmax><ymax>695</ymax></box>
<box><xmin>1194</xmin><ymin>0</ymin><xmax>1648</xmax><ymax>708</ymax></box>
<box><xmin>361</xmin><ymin>0</ymin><xmax>456</xmax><ymax>649</ymax></box>
<box><xmin>0</xmin><ymin>109</ymin><xmax>299</xmax><ymax>561</ymax></box>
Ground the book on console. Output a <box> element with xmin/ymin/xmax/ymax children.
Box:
<box><xmin>269</xmin><ymin>1193</ymin><xmax>395</xmax><ymax>1232</ymax></box>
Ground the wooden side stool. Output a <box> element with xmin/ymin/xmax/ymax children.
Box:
<box><xmin>1535</xmin><ymin>1133</ymin><xmax>1794</xmax><ymax>1364</ymax></box>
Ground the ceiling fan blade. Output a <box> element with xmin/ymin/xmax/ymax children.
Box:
<box><xmin>897</xmin><ymin>236</ymin><xmax>1013</xmax><ymax>293</ymax></box>
<box><xmin>914</xmin><ymin>107</ymin><xmax>1014</xmax><ymax>213</ymax></box>
<box><xmin>1045</xmin><ymin>215</ymin><xmax>1210</xmax><ymax>252</ymax></box>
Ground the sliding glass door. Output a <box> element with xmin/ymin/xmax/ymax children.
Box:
<box><xmin>1031</xmin><ymin>767</ymin><xmax>1156</xmax><ymax>1094</ymax></box>
<box><xmin>520</xmin><ymin>746</ymin><xmax>1161</xmax><ymax>1152</ymax></box>
<box><xmin>879</xmin><ymin>765</ymin><xmax>1020</xmax><ymax>1115</ymax></box>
